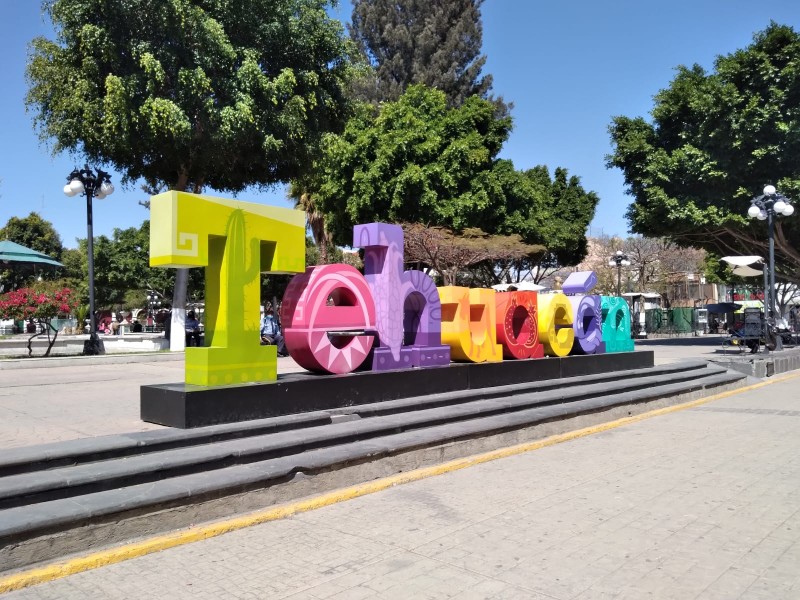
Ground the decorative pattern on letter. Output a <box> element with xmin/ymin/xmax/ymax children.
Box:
<box><xmin>495</xmin><ymin>291</ymin><xmax>544</xmax><ymax>359</ymax></box>
<box><xmin>569</xmin><ymin>295</ymin><xmax>605</xmax><ymax>355</ymax></box>
<box><xmin>149</xmin><ymin>191</ymin><xmax>305</xmax><ymax>385</ymax></box>
<box><xmin>281</xmin><ymin>264</ymin><xmax>376</xmax><ymax>374</ymax></box>
<box><xmin>174</xmin><ymin>232</ymin><xmax>199</xmax><ymax>257</ymax></box>
<box><xmin>354</xmin><ymin>223</ymin><xmax>450</xmax><ymax>370</ymax></box>
<box><xmin>600</xmin><ymin>296</ymin><xmax>635</xmax><ymax>353</ymax></box>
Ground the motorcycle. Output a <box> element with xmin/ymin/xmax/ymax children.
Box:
<box><xmin>727</xmin><ymin>317</ymin><xmax>794</xmax><ymax>353</ymax></box>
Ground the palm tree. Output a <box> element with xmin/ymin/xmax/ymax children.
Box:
<box><xmin>290</xmin><ymin>185</ymin><xmax>331</xmax><ymax>264</ymax></box>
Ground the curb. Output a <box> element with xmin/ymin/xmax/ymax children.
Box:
<box><xmin>0</xmin><ymin>352</ymin><xmax>184</xmax><ymax>370</ymax></box>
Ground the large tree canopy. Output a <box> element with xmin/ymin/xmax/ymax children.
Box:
<box><xmin>349</xmin><ymin>0</ymin><xmax>501</xmax><ymax>109</ymax></box>
<box><xmin>27</xmin><ymin>0</ymin><xmax>358</xmax><ymax>347</ymax></box>
<box><xmin>608</xmin><ymin>23</ymin><xmax>800</xmax><ymax>281</ymax></box>
<box><xmin>292</xmin><ymin>0</ymin><xmax>506</xmax><ymax>261</ymax></box>
<box><xmin>311</xmin><ymin>85</ymin><xmax>512</xmax><ymax>242</ymax></box>
<box><xmin>27</xmin><ymin>0</ymin><xmax>358</xmax><ymax>191</ymax></box>
<box><xmin>303</xmin><ymin>85</ymin><xmax>597</xmax><ymax>272</ymax></box>
<box><xmin>402</xmin><ymin>223</ymin><xmax>544</xmax><ymax>287</ymax></box>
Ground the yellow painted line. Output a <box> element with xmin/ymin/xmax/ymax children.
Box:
<box><xmin>2</xmin><ymin>369</ymin><xmax>799</xmax><ymax>593</ymax></box>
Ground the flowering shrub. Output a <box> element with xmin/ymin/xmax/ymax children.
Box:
<box><xmin>0</xmin><ymin>287</ymin><xmax>78</xmax><ymax>321</ymax></box>
<box><xmin>0</xmin><ymin>287</ymin><xmax>80</xmax><ymax>357</ymax></box>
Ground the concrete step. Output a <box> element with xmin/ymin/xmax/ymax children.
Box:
<box><xmin>0</xmin><ymin>360</ymin><xmax>746</xmax><ymax>573</ymax></box>
<box><xmin>1</xmin><ymin>360</ymin><xmax>712</xmax><ymax>478</ymax></box>
<box><xmin>0</xmin><ymin>362</ymin><xmax>730</xmax><ymax>510</ymax></box>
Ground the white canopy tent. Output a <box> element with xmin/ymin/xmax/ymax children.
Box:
<box><xmin>621</xmin><ymin>292</ymin><xmax>662</xmax><ymax>299</ymax></box>
<box><xmin>491</xmin><ymin>282</ymin><xmax>547</xmax><ymax>292</ymax></box>
<box><xmin>720</xmin><ymin>256</ymin><xmax>764</xmax><ymax>278</ymax></box>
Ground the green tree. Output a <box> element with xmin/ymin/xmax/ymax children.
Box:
<box><xmin>607</xmin><ymin>23</ymin><xmax>800</xmax><ymax>282</ymax></box>
<box><xmin>314</xmin><ymin>85</ymin><xmax>514</xmax><ymax>242</ymax></box>
<box><xmin>298</xmin><ymin>0</ymin><xmax>507</xmax><ymax>258</ymax></box>
<box><xmin>349</xmin><ymin>0</ymin><xmax>503</xmax><ymax>110</ymax></box>
<box><xmin>65</xmin><ymin>221</ymin><xmax>204</xmax><ymax>309</ymax></box>
<box><xmin>304</xmin><ymin>86</ymin><xmax>597</xmax><ymax>276</ymax></box>
<box><xmin>27</xmin><ymin>0</ymin><xmax>358</xmax><ymax>347</ymax></box>
<box><xmin>58</xmin><ymin>247</ymin><xmax>87</xmax><ymax>302</ymax></box>
<box><xmin>0</xmin><ymin>213</ymin><xmax>64</xmax><ymax>261</ymax></box>
<box><xmin>0</xmin><ymin>213</ymin><xmax>65</xmax><ymax>290</ymax></box>
<box><xmin>503</xmin><ymin>165</ymin><xmax>600</xmax><ymax>282</ymax></box>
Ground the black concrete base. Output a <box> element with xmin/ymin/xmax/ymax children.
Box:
<box><xmin>82</xmin><ymin>336</ymin><xmax>105</xmax><ymax>356</ymax></box>
<box><xmin>141</xmin><ymin>351</ymin><xmax>654</xmax><ymax>429</ymax></box>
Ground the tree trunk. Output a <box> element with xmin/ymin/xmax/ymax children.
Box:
<box><xmin>170</xmin><ymin>269</ymin><xmax>189</xmax><ymax>352</ymax></box>
<box><xmin>24</xmin><ymin>319</ymin><xmax>59</xmax><ymax>358</ymax></box>
<box><xmin>169</xmin><ymin>172</ymin><xmax>191</xmax><ymax>352</ymax></box>
<box><xmin>43</xmin><ymin>319</ymin><xmax>58</xmax><ymax>357</ymax></box>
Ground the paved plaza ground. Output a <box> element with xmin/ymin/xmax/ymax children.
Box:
<box><xmin>1</xmin><ymin>335</ymin><xmax>798</xmax><ymax>599</ymax></box>
<box><xmin>0</xmin><ymin>352</ymin><xmax>308</xmax><ymax>449</ymax></box>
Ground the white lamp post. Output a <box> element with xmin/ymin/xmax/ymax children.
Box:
<box><xmin>608</xmin><ymin>250</ymin><xmax>631</xmax><ymax>296</ymax></box>
<box><xmin>747</xmin><ymin>185</ymin><xmax>794</xmax><ymax>351</ymax></box>
<box><xmin>64</xmin><ymin>165</ymin><xmax>114</xmax><ymax>355</ymax></box>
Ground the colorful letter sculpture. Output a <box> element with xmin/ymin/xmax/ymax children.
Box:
<box><xmin>354</xmin><ymin>223</ymin><xmax>450</xmax><ymax>370</ymax></box>
<box><xmin>561</xmin><ymin>271</ymin><xmax>604</xmax><ymax>356</ymax></box>
<box><xmin>537</xmin><ymin>293</ymin><xmax>575</xmax><ymax>357</ymax></box>
<box><xmin>281</xmin><ymin>264</ymin><xmax>377</xmax><ymax>374</ymax></box>
<box><xmin>601</xmin><ymin>296</ymin><xmax>635</xmax><ymax>353</ymax></box>
<box><xmin>149</xmin><ymin>191</ymin><xmax>638</xmax><ymax>385</ymax></box>
<box><xmin>562</xmin><ymin>271</ymin><xmax>597</xmax><ymax>295</ymax></box>
<box><xmin>149</xmin><ymin>191</ymin><xmax>305</xmax><ymax>385</ymax></box>
<box><xmin>569</xmin><ymin>295</ymin><xmax>604</xmax><ymax>355</ymax></box>
<box><xmin>439</xmin><ymin>286</ymin><xmax>503</xmax><ymax>363</ymax></box>
<box><xmin>495</xmin><ymin>291</ymin><xmax>545</xmax><ymax>360</ymax></box>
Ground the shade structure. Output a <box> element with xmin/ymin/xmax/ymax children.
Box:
<box><xmin>705</xmin><ymin>302</ymin><xmax>742</xmax><ymax>314</ymax></box>
<box><xmin>0</xmin><ymin>240</ymin><xmax>63</xmax><ymax>268</ymax></box>
<box><xmin>720</xmin><ymin>255</ymin><xmax>763</xmax><ymax>266</ymax></box>
<box><xmin>491</xmin><ymin>281</ymin><xmax>546</xmax><ymax>292</ymax></box>
<box><xmin>621</xmin><ymin>292</ymin><xmax>662</xmax><ymax>299</ymax></box>
<box><xmin>720</xmin><ymin>256</ymin><xmax>764</xmax><ymax>278</ymax></box>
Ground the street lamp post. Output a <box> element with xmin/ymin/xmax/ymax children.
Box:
<box><xmin>747</xmin><ymin>185</ymin><xmax>794</xmax><ymax>351</ymax></box>
<box><xmin>146</xmin><ymin>291</ymin><xmax>162</xmax><ymax>329</ymax></box>
<box><xmin>63</xmin><ymin>165</ymin><xmax>115</xmax><ymax>355</ymax></box>
<box><xmin>608</xmin><ymin>250</ymin><xmax>631</xmax><ymax>296</ymax></box>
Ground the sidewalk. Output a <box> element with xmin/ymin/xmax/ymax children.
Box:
<box><xmin>0</xmin><ymin>332</ymin><xmax>170</xmax><ymax>358</ymax></box>
<box><xmin>634</xmin><ymin>334</ymin><xmax>760</xmax><ymax>364</ymax></box>
<box><xmin>4</xmin><ymin>371</ymin><xmax>799</xmax><ymax>599</ymax></box>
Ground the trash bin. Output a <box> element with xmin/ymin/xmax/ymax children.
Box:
<box><xmin>645</xmin><ymin>308</ymin><xmax>663</xmax><ymax>333</ymax></box>
<box><xmin>670</xmin><ymin>308</ymin><xmax>694</xmax><ymax>334</ymax></box>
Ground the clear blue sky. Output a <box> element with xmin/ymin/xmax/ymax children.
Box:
<box><xmin>1</xmin><ymin>1</ymin><xmax>799</xmax><ymax>249</ymax></box>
